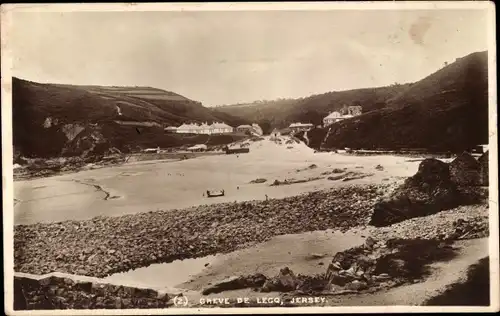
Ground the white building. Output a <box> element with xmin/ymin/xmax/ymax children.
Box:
<box><xmin>210</xmin><ymin>122</ymin><xmax>234</xmax><ymax>134</ymax></box>
<box><xmin>289</xmin><ymin>122</ymin><xmax>314</xmax><ymax>133</ymax></box>
<box><xmin>176</xmin><ymin>123</ymin><xmax>201</xmax><ymax>134</ymax></box>
<box><xmin>323</xmin><ymin>107</ymin><xmax>360</xmax><ymax>127</ymax></box>
<box><xmin>176</xmin><ymin>122</ymin><xmax>233</xmax><ymax>135</ymax></box>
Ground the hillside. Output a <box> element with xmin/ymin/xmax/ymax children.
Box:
<box><xmin>12</xmin><ymin>78</ymin><xmax>249</xmax><ymax>158</ymax></box>
<box><xmin>216</xmin><ymin>85</ymin><xmax>411</xmax><ymax>130</ymax></box>
<box><xmin>322</xmin><ymin>51</ymin><xmax>489</xmax><ymax>151</ymax></box>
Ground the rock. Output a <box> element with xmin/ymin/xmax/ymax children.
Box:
<box><xmin>308</xmin><ymin>253</ymin><xmax>326</xmax><ymax>259</ymax></box>
<box><xmin>375</xmin><ymin>164</ymin><xmax>384</xmax><ymax>171</ymax></box>
<box><xmin>122</xmin><ymin>298</ymin><xmax>132</xmax><ymax>308</ymax></box>
<box><xmin>328</xmin><ymin>273</ymin><xmax>355</xmax><ymax>286</ymax></box>
<box><xmin>449</xmin><ymin>152</ymin><xmax>481</xmax><ymax>186</ymax></box>
<box><xmin>365</xmin><ymin>237</ymin><xmax>376</xmax><ymax>249</ymax></box>
<box><xmin>114</xmin><ymin>297</ymin><xmax>123</xmax><ymax>309</ymax></box>
<box><xmin>260</xmin><ymin>267</ymin><xmax>300</xmax><ymax>292</ymax></box>
<box><xmin>478</xmin><ymin>151</ymin><xmax>489</xmax><ymax>186</ymax></box>
<box><xmin>75</xmin><ymin>281</ymin><xmax>93</xmax><ymax>293</ymax></box>
<box><xmin>275</xmin><ymin>267</ymin><xmax>299</xmax><ymax>291</ymax></box>
<box><xmin>156</xmin><ymin>292</ymin><xmax>169</xmax><ymax>301</ymax></box>
<box><xmin>261</xmin><ymin>279</ymin><xmax>279</xmax><ymax>293</ymax></box>
<box><xmin>372</xmin><ymin>273</ymin><xmax>391</xmax><ymax>281</ymax></box>
<box><xmin>249</xmin><ymin>178</ymin><xmax>267</xmax><ymax>184</ymax></box>
<box><xmin>202</xmin><ymin>273</ymin><xmax>267</xmax><ymax>295</ymax></box>
<box><xmin>13</xmin><ymin>280</ymin><xmax>27</xmax><ymax>310</ymax></box>
<box><xmin>370</xmin><ymin>159</ymin><xmax>460</xmax><ymax>227</ymax></box>
<box><xmin>38</xmin><ymin>277</ymin><xmax>52</xmax><ymax>287</ymax></box>
<box><xmin>345</xmin><ymin>280</ymin><xmax>368</xmax><ymax>291</ymax></box>
<box><xmin>95</xmin><ymin>297</ymin><xmax>105</xmax><ymax>308</ymax></box>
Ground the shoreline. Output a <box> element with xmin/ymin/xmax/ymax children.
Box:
<box><xmin>14</xmin><ymin>184</ymin><xmax>387</xmax><ymax>278</ymax></box>
<box><xmin>13</xmin><ymin>148</ymin><xmax>457</xmax><ymax>183</ymax></box>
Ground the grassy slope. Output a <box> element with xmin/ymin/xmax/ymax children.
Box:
<box><xmin>12</xmin><ymin>78</ymin><xmax>249</xmax><ymax>157</ymax></box>
<box><xmin>323</xmin><ymin>51</ymin><xmax>488</xmax><ymax>151</ymax></box>
<box><xmin>216</xmin><ymin>87</ymin><xmax>410</xmax><ymax>129</ymax></box>
<box><xmin>216</xmin><ymin>99</ymin><xmax>300</xmax><ymax>134</ymax></box>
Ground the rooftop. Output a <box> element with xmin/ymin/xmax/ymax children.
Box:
<box><xmin>177</xmin><ymin>122</ymin><xmax>233</xmax><ymax>130</ymax></box>
<box><xmin>289</xmin><ymin>122</ymin><xmax>314</xmax><ymax>128</ymax></box>
<box><xmin>324</xmin><ymin>111</ymin><xmax>342</xmax><ymax>119</ymax></box>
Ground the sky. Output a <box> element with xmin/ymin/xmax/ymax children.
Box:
<box><xmin>10</xmin><ymin>8</ymin><xmax>490</xmax><ymax>106</ymax></box>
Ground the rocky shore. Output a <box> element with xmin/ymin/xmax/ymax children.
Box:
<box><xmin>368</xmin><ymin>204</ymin><xmax>489</xmax><ymax>242</ymax></box>
<box><xmin>14</xmin><ymin>273</ymin><xmax>172</xmax><ymax>310</ymax></box>
<box><xmin>15</xmin><ymin>184</ymin><xmax>387</xmax><ymax>278</ymax></box>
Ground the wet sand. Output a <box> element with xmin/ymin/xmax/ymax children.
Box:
<box><xmin>180</xmin><ymin>229</ymin><xmax>367</xmax><ymax>292</ymax></box>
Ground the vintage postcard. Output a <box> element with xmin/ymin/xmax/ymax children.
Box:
<box><xmin>2</xmin><ymin>2</ymin><xmax>498</xmax><ymax>315</ymax></box>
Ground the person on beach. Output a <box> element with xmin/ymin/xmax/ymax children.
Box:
<box><xmin>265</xmin><ymin>194</ymin><xmax>268</xmax><ymax>201</ymax></box>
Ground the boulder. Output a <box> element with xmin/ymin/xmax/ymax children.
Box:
<box><xmin>449</xmin><ymin>152</ymin><xmax>481</xmax><ymax>186</ymax></box>
<box><xmin>478</xmin><ymin>151</ymin><xmax>489</xmax><ymax>186</ymax></box>
<box><xmin>14</xmin><ymin>280</ymin><xmax>28</xmax><ymax>310</ymax></box>
<box><xmin>365</xmin><ymin>237</ymin><xmax>376</xmax><ymax>249</ymax></box>
<box><xmin>370</xmin><ymin>158</ymin><xmax>460</xmax><ymax>227</ymax></box>
<box><xmin>261</xmin><ymin>267</ymin><xmax>300</xmax><ymax>292</ymax></box>
<box><xmin>328</xmin><ymin>272</ymin><xmax>355</xmax><ymax>286</ymax></box>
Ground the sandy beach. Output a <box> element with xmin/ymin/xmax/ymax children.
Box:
<box><xmin>14</xmin><ymin>137</ymin><xmax>422</xmax><ymax>225</ymax></box>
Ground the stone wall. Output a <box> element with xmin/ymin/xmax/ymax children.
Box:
<box><xmin>13</xmin><ymin>273</ymin><xmax>172</xmax><ymax>310</ymax></box>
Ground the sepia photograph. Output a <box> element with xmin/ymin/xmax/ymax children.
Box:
<box><xmin>1</xmin><ymin>2</ymin><xmax>498</xmax><ymax>314</ymax></box>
